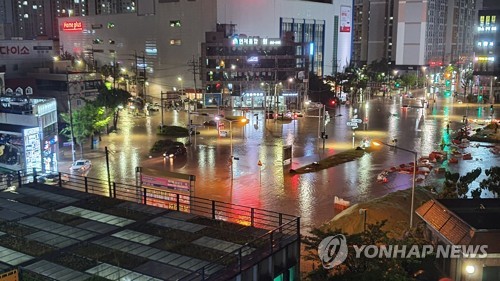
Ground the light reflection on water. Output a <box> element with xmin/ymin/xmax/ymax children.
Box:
<box><xmin>81</xmin><ymin>98</ymin><xmax>498</xmax><ymax>232</ymax></box>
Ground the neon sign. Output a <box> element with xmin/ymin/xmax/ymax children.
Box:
<box><xmin>62</xmin><ymin>21</ymin><xmax>83</xmax><ymax>32</ymax></box>
<box><xmin>232</xmin><ymin>37</ymin><xmax>281</xmax><ymax>46</ymax></box>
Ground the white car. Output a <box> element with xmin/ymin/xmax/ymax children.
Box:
<box><xmin>70</xmin><ymin>160</ymin><xmax>92</xmax><ymax>171</ymax></box>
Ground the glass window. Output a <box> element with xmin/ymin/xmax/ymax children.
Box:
<box><xmin>169</xmin><ymin>39</ymin><xmax>181</xmax><ymax>46</ymax></box>
<box><xmin>170</xmin><ymin>20</ymin><xmax>181</xmax><ymax>27</ymax></box>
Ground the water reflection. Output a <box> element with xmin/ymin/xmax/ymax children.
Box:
<box><xmin>81</xmin><ymin>97</ymin><xmax>497</xmax><ymax>233</ymax></box>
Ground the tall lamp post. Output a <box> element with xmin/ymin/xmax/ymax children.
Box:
<box><xmin>373</xmin><ymin>140</ymin><xmax>417</xmax><ymax>228</ymax></box>
<box><xmin>216</xmin><ymin>117</ymin><xmax>247</xmax><ymax>188</ymax></box>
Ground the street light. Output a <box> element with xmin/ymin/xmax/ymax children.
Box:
<box><xmin>372</xmin><ymin>140</ymin><xmax>417</xmax><ymax>228</ymax></box>
<box><xmin>216</xmin><ymin>117</ymin><xmax>248</xmax><ymax>188</ymax></box>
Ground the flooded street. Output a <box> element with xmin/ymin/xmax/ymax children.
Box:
<box><xmin>64</xmin><ymin>95</ymin><xmax>499</xmax><ymax>232</ymax></box>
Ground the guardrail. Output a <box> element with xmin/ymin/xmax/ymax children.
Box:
<box><xmin>13</xmin><ymin>169</ymin><xmax>300</xmax><ymax>280</ymax></box>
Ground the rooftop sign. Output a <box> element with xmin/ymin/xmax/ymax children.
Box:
<box><xmin>232</xmin><ymin>37</ymin><xmax>281</xmax><ymax>46</ymax></box>
<box><xmin>62</xmin><ymin>20</ymin><xmax>83</xmax><ymax>32</ymax></box>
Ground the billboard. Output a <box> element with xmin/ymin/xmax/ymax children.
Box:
<box><xmin>24</xmin><ymin>127</ymin><xmax>42</xmax><ymax>172</ymax></box>
<box><xmin>340</xmin><ymin>6</ymin><xmax>352</xmax><ymax>33</ymax></box>
<box><xmin>140</xmin><ymin>171</ymin><xmax>195</xmax><ymax>212</ymax></box>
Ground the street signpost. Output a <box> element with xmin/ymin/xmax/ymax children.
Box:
<box><xmin>351</xmin><ymin>118</ymin><xmax>362</xmax><ymax>123</ymax></box>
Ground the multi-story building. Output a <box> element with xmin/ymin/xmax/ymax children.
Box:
<box><xmin>0</xmin><ymin>94</ymin><xmax>58</xmax><ymax>173</ymax></box>
<box><xmin>57</xmin><ymin>0</ymin><xmax>352</xmax><ymax>102</ymax></box>
<box><xmin>353</xmin><ymin>0</ymin><xmax>480</xmax><ymax>69</ymax></box>
<box><xmin>0</xmin><ymin>0</ymin><xmax>89</xmax><ymax>40</ymax></box>
<box><xmin>474</xmin><ymin>10</ymin><xmax>500</xmax><ymax>76</ymax></box>
<box><xmin>0</xmin><ymin>39</ymin><xmax>55</xmax><ymax>78</ymax></box>
<box><xmin>201</xmin><ymin>26</ymin><xmax>308</xmax><ymax>109</ymax></box>
<box><xmin>473</xmin><ymin>9</ymin><xmax>500</xmax><ymax>103</ymax></box>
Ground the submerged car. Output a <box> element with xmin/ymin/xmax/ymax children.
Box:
<box><xmin>163</xmin><ymin>144</ymin><xmax>187</xmax><ymax>158</ymax></box>
<box><xmin>70</xmin><ymin>160</ymin><xmax>92</xmax><ymax>171</ymax></box>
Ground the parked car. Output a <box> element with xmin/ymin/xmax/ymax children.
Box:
<box><xmin>37</xmin><ymin>172</ymin><xmax>70</xmax><ymax>185</ymax></box>
<box><xmin>70</xmin><ymin>160</ymin><xmax>92</xmax><ymax>171</ymax></box>
<box><xmin>163</xmin><ymin>143</ymin><xmax>187</xmax><ymax>158</ymax></box>
<box><xmin>203</xmin><ymin>120</ymin><xmax>218</xmax><ymax>127</ymax></box>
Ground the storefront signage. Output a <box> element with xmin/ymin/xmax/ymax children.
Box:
<box><xmin>0</xmin><ymin>45</ymin><xmax>29</xmax><ymax>55</ymax></box>
<box><xmin>23</xmin><ymin>127</ymin><xmax>42</xmax><ymax>171</ymax></box>
<box><xmin>232</xmin><ymin>37</ymin><xmax>281</xmax><ymax>46</ymax></box>
<box><xmin>62</xmin><ymin>20</ymin><xmax>83</xmax><ymax>32</ymax></box>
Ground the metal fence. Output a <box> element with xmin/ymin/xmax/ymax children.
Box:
<box><xmin>11</xmin><ymin>169</ymin><xmax>300</xmax><ymax>280</ymax></box>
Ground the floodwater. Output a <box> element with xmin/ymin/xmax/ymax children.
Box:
<box><xmin>68</xmin><ymin>95</ymin><xmax>499</xmax><ymax>232</ymax></box>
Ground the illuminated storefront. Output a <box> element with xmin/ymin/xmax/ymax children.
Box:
<box><xmin>0</xmin><ymin>97</ymin><xmax>58</xmax><ymax>172</ymax></box>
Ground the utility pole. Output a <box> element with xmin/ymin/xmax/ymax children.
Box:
<box><xmin>66</xmin><ymin>70</ymin><xmax>76</xmax><ymax>163</ymax></box>
<box><xmin>142</xmin><ymin>52</ymin><xmax>147</xmax><ymax>100</ymax></box>
<box><xmin>188</xmin><ymin>55</ymin><xmax>200</xmax><ymax>103</ymax></box>
<box><xmin>134</xmin><ymin>50</ymin><xmax>139</xmax><ymax>97</ymax></box>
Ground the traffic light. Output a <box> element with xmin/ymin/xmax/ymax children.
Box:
<box><xmin>445</xmin><ymin>80</ymin><xmax>451</xmax><ymax>87</ymax></box>
<box><xmin>395</xmin><ymin>82</ymin><xmax>400</xmax><ymax>88</ymax></box>
<box><xmin>331</xmin><ymin>100</ymin><xmax>336</xmax><ymax>105</ymax></box>
<box><xmin>444</xmin><ymin>90</ymin><xmax>451</xmax><ymax>97</ymax></box>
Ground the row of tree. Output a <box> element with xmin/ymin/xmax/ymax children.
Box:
<box><xmin>60</xmin><ymin>87</ymin><xmax>131</xmax><ymax>158</ymax></box>
<box><xmin>307</xmin><ymin>59</ymin><xmax>424</xmax><ymax>105</ymax></box>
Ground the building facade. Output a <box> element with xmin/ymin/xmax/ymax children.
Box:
<box><xmin>0</xmin><ymin>40</ymin><xmax>55</xmax><ymax>78</ymax></box>
<box><xmin>474</xmin><ymin>10</ymin><xmax>500</xmax><ymax>76</ymax></box>
<box><xmin>353</xmin><ymin>0</ymin><xmax>480</xmax><ymax>68</ymax></box>
<box><xmin>0</xmin><ymin>95</ymin><xmax>58</xmax><ymax>172</ymax></box>
<box><xmin>57</xmin><ymin>0</ymin><xmax>352</xmax><ymax>102</ymax></box>
<box><xmin>201</xmin><ymin>26</ymin><xmax>309</xmax><ymax>110</ymax></box>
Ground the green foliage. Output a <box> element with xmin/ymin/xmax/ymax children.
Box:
<box><xmin>60</xmin><ymin>103</ymin><xmax>111</xmax><ymax>147</ymax></box>
<box><xmin>400</xmin><ymin>73</ymin><xmax>417</xmax><ymax>88</ymax></box>
<box><xmin>439</xmin><ymin>167</ymin><xmax>500</xmax><ymax>199</ymax></box>
<box><xmin>95</xmin><ymin>87</ymin><xmax>131</xmax><ymax>109</ymax></box>
<box><xmin>309</xmin><ymin>72</ymin><xmax>335</xmax><ymax>104</ymax></box>
<box><xmin>480</xmin><ymin>167</ymin><xmax>500</xmax><ymax>197</ymax></box>
<box><xmin>303</xmin><ymin>221</ymin><xmax>426</xmax><ymax>281</ymax></box>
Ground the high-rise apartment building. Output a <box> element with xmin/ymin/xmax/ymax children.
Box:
<box><xmin>353</xmin><ymin>0</ymin><xmax>480</xmax><ymax>68</ymax></box>
<box><xmin>0</xmin><ymin>0</ymin><xmax>137</xmax><ymax>40</ymax></box>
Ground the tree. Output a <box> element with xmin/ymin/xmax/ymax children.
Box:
<box><xmin>60</xmin><ymin>103</ymin><xmax>110</xmax><ymax>157</ymax></box>
<box><xmin>308</xmin><ymin>72</ymin><xmax>334</xmax><ymax>104</ymax></box>
<box><xmin>440</xmin><ymin>168</ymin><xmax>482</xmax><ymax>199</ymax></box>
<box><xmin>480</xmin><ymin>166</ymin><xmax>500</xmax><ymax>197</ymax></box>
<box><xmin>303</xmin><ymin>221</ymin><xmax>427</xmax><ymax>281</ymax></box>
<box><xmin>400</xmin><ymin>73</ymin><xmax>417</xmax><ymax>89</ymax></box>
<box><xmin>94</xmin><ymin>87</ymin><xmax>131</xmax><ymax>130</ymax></box>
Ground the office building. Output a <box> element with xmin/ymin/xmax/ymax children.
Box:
<box><xmin>57</xmin><ymin>0</ymin><xmax>352</xmax><ymax>101</ymax></box>
<box><xmin>201</xmin><ymin>26</ymin><xmax>309</xmax><ymax>109</ymax></box>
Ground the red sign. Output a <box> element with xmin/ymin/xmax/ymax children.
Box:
<box><xmin>62</xmin><ymin>21</ymin><xmax>83</xmax><ymax>31</ymax></box>
<box><xmin>0</xmin><ymin>46</ymin><xmax>29</xmax><ymax>55</ymax></box>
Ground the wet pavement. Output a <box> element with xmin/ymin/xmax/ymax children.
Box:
<box><xmin>58</xmin><ymin>95</ymin><xmax>499</xmax><ymax>232</ymax></box>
